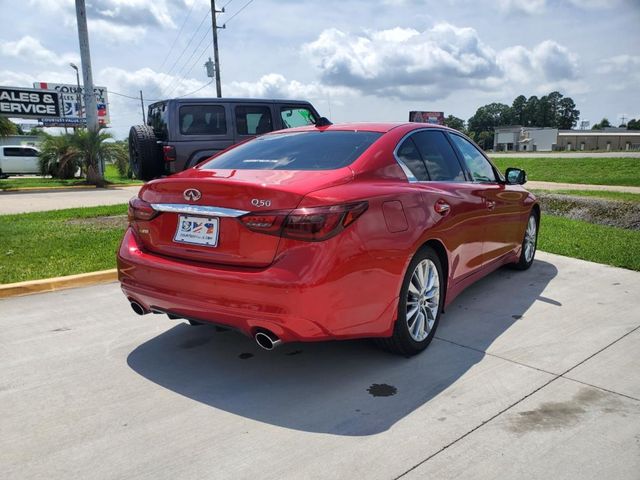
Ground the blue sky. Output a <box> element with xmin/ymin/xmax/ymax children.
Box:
<box><xmin>0</xmin><ymin>0</ymin><xmax>639</xmax><ymax>138</ymax></box>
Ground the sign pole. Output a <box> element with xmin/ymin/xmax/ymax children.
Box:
<box><xmin>75</xmin><ymin>0</ymin><xmax>102</xmax><ymax>176</ymax></box>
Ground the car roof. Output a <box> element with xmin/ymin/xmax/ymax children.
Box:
<box><xmin>151</xmin><ymin>98</ymin><xmax>315</xmax><ymax>107</ymax></box>
<box><xmin>280</xmin><ymin>122</ymin><xmax>454</xmax><ymax>134</ymax></box>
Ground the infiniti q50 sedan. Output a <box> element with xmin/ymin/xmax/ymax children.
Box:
<box><xmin>118</xmin><ymin>122</ymin><xmax>539</xmax><ymax>356</ymax></box>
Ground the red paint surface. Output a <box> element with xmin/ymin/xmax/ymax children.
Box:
<box><xmin>118</xmin><ymin>122</ymin><xmax>536</xmax><ymax>342</ymax></box>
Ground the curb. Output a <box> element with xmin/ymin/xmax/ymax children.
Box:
<box><xmin>1</xmin><ymin>183</ymin><xmax>143</xmax><ymax>193</ymax></box>
<box><xmin>0</xmin><ymin>269</ymin><xmax>118</xmax><ymax>299</ymax></box>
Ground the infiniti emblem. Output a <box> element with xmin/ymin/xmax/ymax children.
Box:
<box><xmin>183</xmin><ymin>188</ymin><xmax>202</xmax><ymax>201</ymax></box>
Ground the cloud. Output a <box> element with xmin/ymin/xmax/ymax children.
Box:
<box><xmin>597</xmin><ymin>54</ymin><xmax>640</xmax><ymax>74</ymax></box>
<box><xmin>88</xmin><ymin>19</ymin><xmax>147</xmax><ymax>44</ymax></box>
<box><xmin>225</xmin><ymin>73</ymin><xmax>355</xmax><ymax>101</ymax></box>
<box><xmin>88</xmin><ymin>0</ymin><xmax>176</xmax><ymax>29</ymax></box>
<box><xmin>303</xmin><ymin>24</ymin><xmax>502</xmax><ymax>100</ymax></box>
<box><xmin>498</xmin><ymin>0</ymin><xmax>546</xmax><ymax>15</ymax></box>
<box><xmin>303</xmin><ymin>24</ymin><xmax>581</xmax><ymax>101</ymax></box>
<box><xmin>500</xmin><ymin>40</ymin><xmax>578</xmax><ymax>83</ymax></box>
<box><xmin>0</xmin><ymin>36</ymin><xmax>79</xmax><ymax>67</ymax></box>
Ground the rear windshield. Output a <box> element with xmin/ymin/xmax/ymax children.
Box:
<box><xmin>201</xmin><ymin>131</ymin><xmax>381</xmax><ymax>171</ymax></box>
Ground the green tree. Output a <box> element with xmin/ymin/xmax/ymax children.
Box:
<box><xmin>467</xmin><ymin>103</ymin><xmax>511</xmax><ymax>149</ymax></box>
<box><xmin>627</xmin><ymin>118</ymin><xmax>640</xmax><ymax>130</ymax></box>
<box><xmin>591</xmin><ymin>118</ymin><xmax>611</xmax><ymax>130</ymax></box>
<box><xmin>443</xmin><ymin>115</ymin><xmax>465</xmax><ymax>132</ymax></box>
<box><xmin>557</xmin><ymin>97</ymin><xmax>580</xmax><ymax>129</ymax></box>
<box><xmin>38</xmin><ymin>129</ymin><xmax>127</xmax><ymax>185</ymax></box>
<box><xmin>523</xmin><ymin>96</ymin><xmax>539</xmax><ymax>126</ymax></box>
<box><xmin>38</xmin><ymin>133</ymin><xmax>82</xmax><ymax>179</ymax></box>
<box><xmin>511</xmin><ymin>95</ymin><xmax>527</xmax><ymax>125</ymax></box>
<box><xmin>0</xmin><ymin>117</ymin><xmax>17</xmax><ymax>137</ymax></box>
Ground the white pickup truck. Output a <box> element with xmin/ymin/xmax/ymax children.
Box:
<box><xmin>0</xmin><ymin>145</ymin><xmax>40</xmax><ymax>177</ymax></box>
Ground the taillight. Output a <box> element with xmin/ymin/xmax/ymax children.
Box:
<box><xmin>239</xmin><ymin>201</ymin><xmax>368</xmax><ymax>241</ymax></box>
<box><xmin>163</xmin><ymin>145</ymin><xmax>176</xmax><ymax>162</ymax></box>
<box><xmin>128</xmin><ymin>197</ymin><xmax>158</xmax><ymax>222</ymax></box>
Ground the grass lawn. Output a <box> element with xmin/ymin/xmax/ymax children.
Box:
<box><xmin>538</xmin><ymin>214</ymin><xmax>640</xmax><ymax>271</ymax></box>
<box><xmin>0</xmin><ymin>205</ymin><xmax>127</xmax><ymax>284</ymax></box>
<box><xmin>490</xmin><ymin>157</ymin><xmax>640</xmax><ymax>186</ymax></box>
<box><xmin>531</xmin><ymin>189</ymin><xmax>640</xmax><ymax>203</ymax></box>
<box><xmin>0</xmin><ymin>164</ymin><xmax>142</xmax><ymax>191</ymax></box>
<box><xmin>2</xmin><ymin>204</ymin><xmax>638</xmax><ymax>285</ymax></box>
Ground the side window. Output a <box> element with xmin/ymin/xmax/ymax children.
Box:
<box><xmin>179</xmin><ymin>105</ymin><xmax>226</xmax><ymax>135</ymax></box>
<box><xmin>411</xmin><ymin>131</ymin><xmax>465</xmax><ymax>182</ymax></box>
<box><xmin>280</xmin><ymin>107</ymin><xmax>316</xmax><ymax>128</ymax></box>
<box><xmin>235</xmin><ymin>106</ymin><xmax>273</xmax><ymax>136</ymax></box>
<box><xmin>449</xmin><ymin>134</ymin><xmax>497</xmax><ymax>183</ymax></box>
<box><xmin>22</xmin><ymin>148</ymin><xmax>38</xmax><ymax>157</ymax></box>
<box><xmin>395</xmin><ymin>137</ymin><xmax>429</xmax><ymax>181</ymax></box>
<box><xmin>4</xmin><ymin>147</ymin><xmax>22</xmax><ymax>157</ymax></box>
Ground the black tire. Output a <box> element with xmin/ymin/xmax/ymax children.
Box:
<box><xmin>511</xmin><ymin>209</ymin><xmax>539</xmax><ymax>271</ymax></box>
<box><xmin>377</xmin><ymin>246</ymin><xmax>444</xmax><ymax>356</ymax></box>
<box><xmin>128</xmin><ymin>125</ymin><xmax>163</xmax><ymax>181</ymax></box>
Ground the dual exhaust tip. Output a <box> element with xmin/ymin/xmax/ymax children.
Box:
<box><xmin>254</xmin><ymin>331</ymin><xmax>282</xmax><ymax>350</ymax></box>
<box><xmin>130</xmin><ymin>301</ymin><xmax>282</xmax><ymax>350</ymax></box>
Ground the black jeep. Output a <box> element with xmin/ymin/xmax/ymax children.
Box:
<box><xmin>128</xmin><ymin>98</ymin><xmax>321</xmax><ymax>181</ymax></box>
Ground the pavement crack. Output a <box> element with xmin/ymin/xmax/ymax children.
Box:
<box><xmin>395</xmin><ymin>326</ymin><xmax>640</xmax><ymax>479</ymax></box>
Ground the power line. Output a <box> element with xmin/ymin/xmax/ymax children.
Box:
<box><xmin>176</xmin><ymin>80</ymin><xmax>214</xmax><ymax>98</ymax></box>
<box><xmin>154</xmin><ymin>9</ymin><xmax>211</xmax><ymax>96</ymax></box>
<box><xmin>223</xmin><ymin>0</ymin><xmax>254</xmax><ymax>26</ymax></box>
<box><xmin>155</xmin><ymin>1</ymin><xmax>197</xmax><ymax>74</ymax></box>
<box><xmin>108</xmin><ymin>89</ymin><xmax>162</xmax><ymax>102</ymax></box>
<box><xmin>163</xmin><ymin>25</ymin><xmax>213</xmax><ymax>96</ymax></box>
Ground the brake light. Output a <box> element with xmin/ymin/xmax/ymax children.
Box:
<box><xmin>128</xmin><ymin>197</ymin><xmax>158</xmax><ymax>222</ymax></box>
<box><xmin>239</xmin><ymin>201</ymin><xmax>368</xmax><ymax>241</ymax></box>
<box><xmin>163</xmin><ymin>145</ymin><xmax>176</xmax><ymax>162</ymax></box>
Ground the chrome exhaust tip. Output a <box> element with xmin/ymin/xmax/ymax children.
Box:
<box><xmin>130</xmin><ymin>301</ymin><xmax>148</xmax><ymax>316</ymax></box>
<box><xmin>255</xmin><ymin>331</ymin><xmax>282</xmax><ymax>350</ymax></box>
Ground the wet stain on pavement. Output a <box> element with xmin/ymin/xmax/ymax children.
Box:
<box><xmin>180</xmin><ymin>337</ymin><xmax>211</xmax><ymax>349</ymax></box>
<box><xmin>285</xmin><ymin>350</ymin><xmax>303</xmax><ymax>356</ymax></box>
<box><xmin>238</xmin><ymin>353</ymin><xmax>254</xmax><ymax>360</ymax></box>
<box><xmin>367</xmin><ymin>384</ymin><xmax>397</xmax><ymax>397</ymax></box>
<box><xmin>508</xmin><ymin>387</ymin><xmax>615</xmax><ymax>434</ymax></box>
<box><xmin>51</xmin><ymin>327</ymin><xmax>71</xmax><ymax>332</ymax></box>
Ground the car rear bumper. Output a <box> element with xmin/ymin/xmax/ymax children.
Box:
<box><xmin>117</xmin><ymin>228</ymin><xmax>400</xmax><ymax>342</ymax></box>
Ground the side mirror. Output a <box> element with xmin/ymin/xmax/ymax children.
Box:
<box><xmin>505</xmin><ymin>167</ymin><xmax>527</xmax><ymax>185</ymax></box>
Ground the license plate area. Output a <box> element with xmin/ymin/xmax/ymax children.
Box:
<box><xmin>173</xmin><ymin>215</ymin><xmax>219</xmax><ymax>247</ymax></box>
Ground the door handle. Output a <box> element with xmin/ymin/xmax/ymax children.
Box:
<box><xmin>486</xmin><ymin>200</ymin><xmax>496</xmax><ymax>210</ymax></box>
<box><xmin>434</xmin><ymin>200</ymin><xmax>451</xmax><ymax>216</ymax></box>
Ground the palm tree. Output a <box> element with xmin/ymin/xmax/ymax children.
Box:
<box><xmin>73</xmin><ymin>129</ymin><xmax>129</xmax><ymax>185</ymax></box>
<box><xmin>0</xmin><ymin>117</ymin><xmax>17</xmax><ymax>137</ymax></box>
<box><xmin>39</xmin><ymin>129</ymin><xmax>128</xmax><ymax>185</ymax></box>
<box><xmin>38</xmin><ymin>133</ymin><xmax>82</xmax><ymax>179</ymax></box>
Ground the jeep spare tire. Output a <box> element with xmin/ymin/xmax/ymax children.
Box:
<box><xmin>129</xmin><ymin>125</ymin><xmax>163</xmax><ymax>181</ymax></box>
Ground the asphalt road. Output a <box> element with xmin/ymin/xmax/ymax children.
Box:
<box><xmin>1</xmin><ymin>252</ymin><xmax>639</xmax><ymax>479</ymax></box>
<box><xmin>0</xmin><ymin>186</ymin><xmax>140</xmax><ymax>214</ymax></box>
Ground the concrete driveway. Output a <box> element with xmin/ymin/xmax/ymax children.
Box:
<box><xmin>0</xmin><ymin>185</ymin><xmax>140</xmax><ymax>214</ymax></box>
<box><xmin>1</xmin><ymin>252</ymin><xmax>638</xmax><ymax>479</ymax></box>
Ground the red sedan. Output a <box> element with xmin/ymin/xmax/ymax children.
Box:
<box><xmin>118</xmin><ymin>122</ymin><xmax>539</xmax><ymax>356</ymax></box>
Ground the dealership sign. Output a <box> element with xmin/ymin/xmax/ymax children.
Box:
<box><xmin>33</xmin><ymin>82</ymin><xmax>110</xmax><ymax>127</ymax></box>
<box><xmin>0</xmin><ymin>86</ymin><xmax>61</xmax><ymax>118</ymax></box>
<box><xmin>409</xmin><ymin>111</ymin><xmax>445</xmax><ymax>125</ymax></box>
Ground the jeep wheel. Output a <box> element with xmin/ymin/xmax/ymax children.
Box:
<box><xmin>129</xmin><ymin>125</ymin><xmax>163</xmax><ymax>181</ymax></box>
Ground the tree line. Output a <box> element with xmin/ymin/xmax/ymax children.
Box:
<box><xmin>443</xmin><ymin>91</ymin><xmax>581</xmax><ymax>149</ymax></box>
<box><xmin>443</xmin><ymin>91</ymin><xmax>640</xmax><ymax>149</ymax></box>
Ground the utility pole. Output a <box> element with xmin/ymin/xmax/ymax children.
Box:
<box><xmin>139</xmin><ymin>90</ymin><xmax>146</xmax><ymax>124</ymax></box>
<box><xmin>75</xmin><ymin>0</ymin><xmax>102</xmax><ymax>177</ymax></box>
<box><xmin>210</xmin><ymin>0</ymin><xmax>223</xmax><ymax>98</ymax></box>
